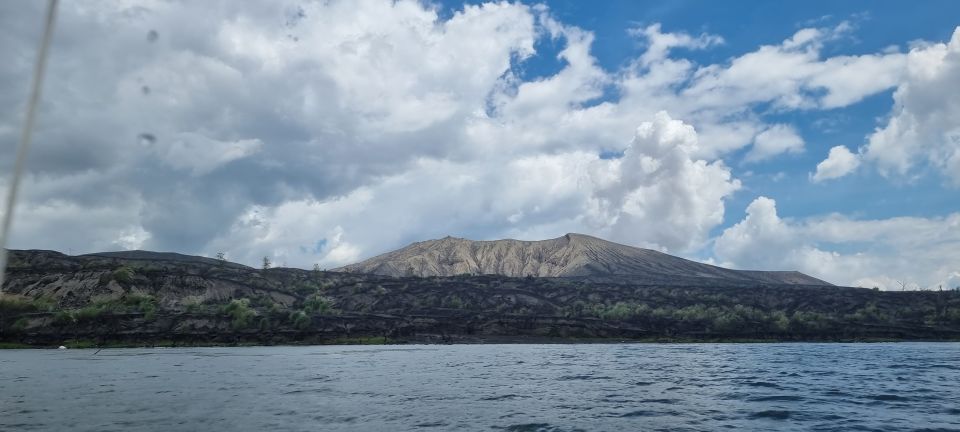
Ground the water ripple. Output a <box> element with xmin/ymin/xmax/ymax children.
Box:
<box><xmin>1</xmin><ymin>343</ymin><xmax>958</xmax><ymax>431</ymax></box>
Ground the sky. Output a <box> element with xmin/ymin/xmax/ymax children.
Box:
<box><xmin>0</xmin><ymin>0</ymin><xmax>958</xmax><ymax>290</ymax></box>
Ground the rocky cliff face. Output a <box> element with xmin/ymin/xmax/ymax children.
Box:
<box><xmin>335</xmin><ymin>233</ymin><xmax>831</xmax><ymax>285</ymax></box>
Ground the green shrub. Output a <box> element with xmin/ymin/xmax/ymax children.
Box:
<box><xmin>123</xmin><ymin>293</ymin><xmax>157</xmax><ymax>319</ymax></box>
<box><xmin>112</xmin><ymin>266</ymin><xmax>135</xmax><ymax>284</ymax></box>
<box><xmin>444</xmin><ymin>295</ymin><xmax>465</xmax><ymax>309</ymax></box>
<box><xmin>0</xmin><ymin>296</ymin><xmax>33</xmax><ymax>313</ymax></box>
<box><xmin>184</xmin><ymin>299</ymin><xmax>203</xmax><ymax>313</ymax></box>
<box><xmin>790</xmin><ymin>311</ymin><xmax>829</xmax><ymax>331</ymax></box>
<box><xmin>269</xmin><ymin>302</ymin><xmax>284</xmax><ymax>314</ymax></box>
<box><xmin>32</xmin><ymin>296</ymin><xmax>56</xmax><ymax>312</ymax></box>
<box><xmin>599</xmin><ymin>302</ymin><xmax>636</xmax><ymax>321</ymax></box>
<box><xmin>294</xmin><ymin>282</ymin><xmax>319</xmax><ymax>295</ymax></box>
<box><xmin>75</xmin><ymin>305</ymin><xmax>105</xmax><ymax>321</ymax></box>
<box><xmin>222</xmin><ymin>298</ymin><xmax>256</xmax><ymax>330</ymax></box>
<box><xmin>0</xmin><ymin>295</ymin><xmax>60</xmax><ymax>314</ymax></box>
<box><xmin>771</xmin><ymin>311</ymin><xmax>790</xmax><ymax>332</ymax></box>
<box><xmin>289</xmin><ymin>311</ymin><xmax>310</xmax><ymax>330</ymax></box>
<box><xmin>303</xmin><ymin>294</ymin><xmax>332</xmax><ymax>314</ymax></box>
<box><xmin>53</xmin><ymin>310</ymin><xmax>75</xmax><ymax>325</ymax></box>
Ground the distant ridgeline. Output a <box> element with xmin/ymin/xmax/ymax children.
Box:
<box><xmin>1</xmin><ymin>243</ymin><xmax>959</xmax><ymax>347</ymax></box>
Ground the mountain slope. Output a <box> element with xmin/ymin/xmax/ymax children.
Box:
<box><xmin>335</xmin><ymin>233</ymin><xmax>831</xmax><ymax>285</ymax></box>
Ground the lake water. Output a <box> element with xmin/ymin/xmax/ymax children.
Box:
<box><xmin>2</xmin><ymin>343</ymin><xmax>959</xmax><ymax>431</ymax></box>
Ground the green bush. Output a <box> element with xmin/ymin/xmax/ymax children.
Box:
<box><xmin>0</xmin><ymin>296</ymin><xmax>34</xmax><ymax>313</ymax></box>
<box><xmin>771</xmin><ymin>311</ymin><xmax>790</xmax><ymax>332</ymax></box>
<box><xmin>75</xmin><ymin>305</ymin><xmax>105</xmax><ymax>321</ymax></box>
<box><xmin>790</xmin><ymin>311</ymin><xmax>829</xmax><ymax>331</ymax></box>
<box><xmin>303</xmin><ymin>294</ymin><xmax>332</xmax><ymax>314</ymax></box>
<box><xmin>185</xmin><ymin>300</ymin><xmax>203</xmax><ymax>313</ymax></box>
<box><xmin>222</xmin><ymin>298</ymin><xmax>256</xmax><ymax>330</ymax></box>
<box><xmin>269</xmin><ymin>302</ymin><xmax>284</xmax><ymax>314</ymax></box>
<box><xmin>0</xmin><ymin>295</ymin><xmax>61</xmax><ymax>314</ymax></box>
<box><xmin>289</xmin><ymin>311</ymin><xmax>311</xmax><ymax>330</ymax></box>
<box><xmin>53</xmin><ymin>310</ymin><xmax>75</xmax><ymax>325</ymax></box>
<box><xmin>112</xmin><ymin>266</ymin><xmax>135</xmax><ymax>284</ymax></box>
<box><xmin>294</xmin><ymin>282</ymin><xmax>320</xmax><ymax>295</ymax></box>
<box><xmin>32</xmin><ymin>296</ymin><xmax>56</xmax><ymax>312</ymax></box>
<box><xmin>444</xmin><ymin>295</ymin><xmax>465</xmax><ymax>309</ymax></box>
<box><xmin>123</xmin><ymin>293</ymin><xmax>157</xmax><ymax>319</ymax></box>
<box><xmin>599</xmin><ymin>302</ymin><xmax>636</xmax><ymax>321</ymax></box>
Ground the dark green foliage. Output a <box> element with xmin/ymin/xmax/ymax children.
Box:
<box><xmin>221</xmin><ymin>298</ymin><xmax>256</xmax><ymax>330</ymax></box>
<box><xmin>184</xmin><ymin>299</ymin><xmax>203</xmax><ymax>313</ymax></box>
<box><xmin>0</xmin><ymin>296</ymin><xmax>34</xmax><ymax>313</ymax></box>
<box><xmin>303</xmin><ymin>293</ymin><xmax>332</xmax><ymax>314</ymax></box>
<box><xmin>289</xmin><ymin>311</ymin><xmax>310</xmax><ymax>330</ymax></box>
<box><xmin>52</xmin><ymin>310</ymin><xmax>75</xmax><ymax>325</ymax></box>
<box><xmin>294</xmin><ymin>281</ymin><xmax>321</xmax><ymax>295</ymax></box>
<box><xmin>75</xmin><ymin>304</ymin><xmax>105</xmax><ymax>321</ymax></box>
<box><xmin>112</xmin><ymin>266</ymin><xmax>135</xmax><ymax>284</ymax></box>
<box><xmin>123</xmin><ymin>293</ymin><xmax>157</xmax><ymax>319</ymax></box>
<box><xmin>0</xmin><ymin>295</ymin><xmax>56</xmax><ymax>313</ymax></box>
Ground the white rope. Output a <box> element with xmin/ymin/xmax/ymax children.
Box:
<box><xmin>0</xmin><ymin>0</ymin><xmax>59</xmax><ymax>294</ymax></box>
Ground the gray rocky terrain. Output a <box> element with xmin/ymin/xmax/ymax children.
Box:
<box><xmin>335</xmin><ymin>233</ymin><xmax>831</xmax><ymax>285</ymax></box>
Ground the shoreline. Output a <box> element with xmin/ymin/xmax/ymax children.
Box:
<box><xmin>4</xmin><ymin>334</ymin><xmax>960</xmax><ymax>349</ymax></box>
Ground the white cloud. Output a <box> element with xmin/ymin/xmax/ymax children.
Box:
<box><xmin>629</xmin><ymin>23</ymin><xmax>724</xmax><ymax>67</ymax></box>
<box><xmin>745</xmin><ymin>124</ymin><xmax>804</xmax><ymax>162</ymax></box>
<box><xmin>0</xmin><ymin>1</ymin><xmax>945</xmax><ymax>274</ymax></box>
<box><xmin>863</xmin><ymin>27</ymin><xmax>960</xmax><ymax>186</ymax></box>
<box><xmin>811</xmin><ymin>145</ymin><xmax>860</xmax><ymax>182</ymax></box>
<box><xmin>680</xmin><ymin>23</ymin><xmax>906</xmax><ymax>112</ymax></box>
<box><xmin>207</xmin><ymin>112</ymin><xmax>739</xmax><ymax>267</ymax></box>
<box><xmin>715</xmin><ymin>196</ymin><xmax>960</xmax><ymax>290</ymax></box>
<box><xmin>585</xmin><ymin>112</ymin><xmax>740</xmax><ymax>251</ymax></box>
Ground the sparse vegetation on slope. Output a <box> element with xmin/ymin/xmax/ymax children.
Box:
<box><xmin>1</xmin><ymin>249</ymin><xmax>958</xmax><ymax>346</ymax></box>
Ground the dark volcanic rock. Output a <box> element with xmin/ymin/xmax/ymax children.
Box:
<box><xmin>2</xmin><ymin>248</ymin><xmax>958</xmax><ymax>346</ymax></box>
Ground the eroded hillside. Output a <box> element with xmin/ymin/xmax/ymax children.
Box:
<box><xmin>1</xmin><ymin>249</ymin><xmax>958</xmax><ymax>346</ymax></box>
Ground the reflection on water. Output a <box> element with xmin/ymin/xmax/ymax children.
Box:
<box><xmin>2</xmin><ymin>343</ymin><xmax>959</xmax><ymax>431</ymax></box>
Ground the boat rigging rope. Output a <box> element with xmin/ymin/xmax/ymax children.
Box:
<box><xmin>0</xmin><ymin>0</ymin><xmax>59</xmax><ymax>294</ymax></box>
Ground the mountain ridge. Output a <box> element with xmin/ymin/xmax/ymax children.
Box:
<box><xmin>334</xmin><ymin>233</ymin><xmax>831</xmax><ymax>286</ymax></box>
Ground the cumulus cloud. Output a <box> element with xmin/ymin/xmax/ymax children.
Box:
<box><xmin>207</xmin><ymin>112</ymin><xmax>739</xmax><ymax>267</ymax></box>
<box><xmin>811</xmin><ymin>145</ymin><xmax>860</xmax><ymax>182</ymax></box>
<box><xmin>745</xmin><ymin>124</ymin><xmax>805</xmax><ymax>163</ymax></box>
<box><xmin>863</xmin><ymin>27</ymin><xmax>960</xmax><ymax>186</ymax></box>
<box><xmin>0</xmin><ymin>1</ymin><xmax>940</xmax><ymax>271</ymax></box>
<box><xmin>715</xmin><ymin>197</ymin><xmax>960</xmax><ymax>290</ymax></box>
<box><xmin>585</xmin><ymin>112</ymin><xmax>740</xmax><ymax>251</ymax></box>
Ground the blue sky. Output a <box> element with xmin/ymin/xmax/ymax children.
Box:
<box><xmin>1</xmin><ymin>0</ymin><xmax>958</xmax><ymax>289</ymax></box>
<box><xmin>439</xmin><ymin>0</ymin><xmax>960</xmax><ymax>225</ymax></box>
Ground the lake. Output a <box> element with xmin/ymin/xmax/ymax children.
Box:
<box><xmin>2</xmin><ymin>343</ymin><xmax>959</xmax><ymax>431</ymax></box>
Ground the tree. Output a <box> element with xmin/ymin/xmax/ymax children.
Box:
<box><xmin>215</xmin><ymin>252</ymin><xmax>226</xmax><ymax>261</ymax></box>
<box><xmin>313</xmin><ymin>263</ymin><xmax>321</xmax><ymax>273</ymax></box>
<box><xmin>262</xmin><ymin>256</ymin><xmax>271</xmax><ymax>270</ymax></box>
